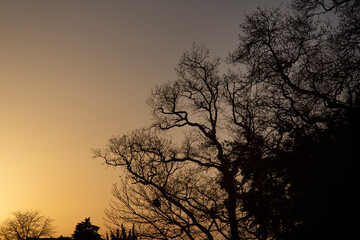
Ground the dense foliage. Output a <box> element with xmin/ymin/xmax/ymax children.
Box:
<box><xmin>72</xmin><ymin>218</ymin><xmax>103</xmax><ymax>240</ymax></box>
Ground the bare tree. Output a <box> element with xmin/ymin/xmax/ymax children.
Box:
<box><xmin>94</xmin><ymin>45</ymin><xmax>258</xmax><ymax>239</ymax></box>
<box><xmin>94</xmin><ymin>127</ymin><xmax>245</xmax><ymax>239</ymax></box>
<box><xmin>0</xmin><ymin>209</ymin><xmax>55</xmax><ymax>240</ymax></box>
<box><xmin>230</xmin><ymin>0</ymin><xmax>359</xmax><ymax>134</ymax></box>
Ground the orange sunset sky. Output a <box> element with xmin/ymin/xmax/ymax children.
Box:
<box><xmin>0</xmin><ymin>0</ymin><xmax>284</xmax><ymax>237</ymax></box>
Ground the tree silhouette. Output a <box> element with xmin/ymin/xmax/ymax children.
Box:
<box><xmin>0</xmin><ymin>209</ymin><xmax>55</xmax><ymax>240</ymax></box>
<box><xmin>95</xmin><ymin>46</ymin><xmax>251</xmax><ymax>239</ymax></box>
<box><xmin>228</xmin><ymin>0</ymin><xmax>359</xmax><ymax>238</ymax></box>
<box><xmin>95</xmin><ymin>0</ymin><xmax>359</xmax><ymax>239</ymax></box>
<box><xmin>72</xmin><ymin>217</ymin><xmax>102</xmax><ymax>240</ymax></box>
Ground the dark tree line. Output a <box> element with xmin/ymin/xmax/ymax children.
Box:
<box><xmin>72</xmin><ymin>217</ymin><xmax>138</xmax><ymax>240</ymax></box>
<box><xmin>94</xmin><ymin>0</ymin><xmax>359</xmax><ymax>239</ymax></box>
<box><xmin>106</xmin><ymin>225</ymin><xmax>137</xmax><ymax>240</ymax></box>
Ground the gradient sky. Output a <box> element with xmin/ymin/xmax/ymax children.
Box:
<box><xmin>0</xmin><ymin>0</ymin><xmax>284</xmax><ymax>237</ymax></box>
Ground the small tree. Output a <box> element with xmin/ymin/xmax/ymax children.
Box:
<box><xmin>0</xmin><ymin>209</ymin><xmax>55</xmax><ymax>240</ymax></box>
<box><xmin>72</xmin><ymin>217</ymin><xmax>103</xmax><ymax>240</ymax></box>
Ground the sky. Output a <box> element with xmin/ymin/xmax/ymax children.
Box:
<box><xmin>0</xmin><ymin>0</ymin><xmax>284</xmax><ymax>237</ymax></box>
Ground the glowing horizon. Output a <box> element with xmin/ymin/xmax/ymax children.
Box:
<box><xmin>0</xmin><ymin>0</ymin><xmax>284</xmax><ymax>236</ymax></box>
